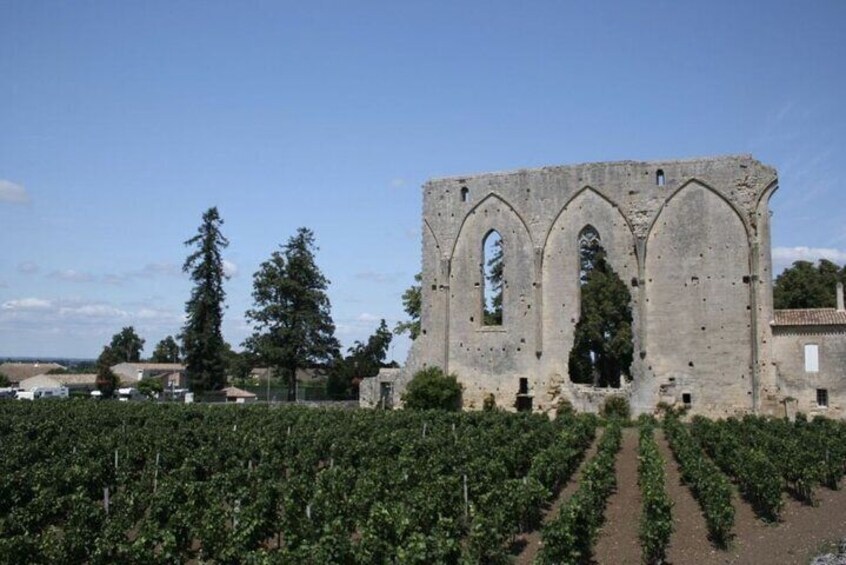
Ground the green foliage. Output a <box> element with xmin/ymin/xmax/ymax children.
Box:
<box><xmin>638</xmin><ymin>420</ymin><xmax>673</xmax><ymax>564</ymax></box>
<box><xmin>182</xmin><ymin>207</ymin><xmax>230</xmax><ymax>393</ymax></box>
<box><xmin>328</xmin><ymin>319</ymin><xmax>393</xmax><ymax>400</ymax></box>
<box><xmin>95</xmin><ymin>347</ymin><xmax>120</xmax><ymax>398</ymax></box>
<box><xmin>690</xmin><ymin>416</ymin><xmax>784</xmax><ymax>520</ymax></box>
<box><xmin>773</xmin><ymin>259</ymin><xmax>845</xmax><ymax>309</ymax></box>
<box><xmin>401</xmin><ymin>367</ymin><xmax>462</xmax><ymax>411</ymax></box>
<box><xmin>109</xmin><ymin>326</ymin><xmax>145</xmax><ymax>363</ymax></box>
<box><xmin>0</xmin><ymin>372</ymin><xmax>9</xmax><ymax>387</ymax></box>
<box><xmin>137</xmin><ymin>379</ymin><xmax>164</xmax><ymax>399</ymax></box>
<box><xmin>538</xmin><ymin>419</ymin><xmax>622</xmax><ymax>564</ymax></box>
<box><xmin>664</xmin><ymin>415</ymin><xmax>734</xmax><ymax>547</ymax></box>
<box><xmin>394</xmin><ymin>273</ymin><xmax>422</xmax><ymax>340</ymax></box>
<box><xmin>244</xmin><ymin>227</ymin><xmax>340</xmax><ymax>402</ymax></box>
<box><xmin>568</xmin><ymin>245</ymin><xmax>633</xmax><ymax>387</ymax></box>
<box><xmin>601</xmin><ymin>395</ymin><xmax>631</xmax><ymax>421</ymax></box>
<box><xmin>150</xmin><ymin>335</ymin><xmax>181</xmax><ymax>363</ymax></box>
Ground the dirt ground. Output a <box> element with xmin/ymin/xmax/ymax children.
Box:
<box><xmin>514</xmin><ymin>426</ymin><xmax>846</xmax><ymax>565</ymax></box>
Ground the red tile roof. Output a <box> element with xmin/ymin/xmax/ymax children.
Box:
<box><xmin>772</xmin><ymin>308</ymin><xmax>846</xmax><ymax>326</ymax></box>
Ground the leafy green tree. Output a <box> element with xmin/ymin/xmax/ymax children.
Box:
<box><xmin>402</xmin><ymin>367</ymin><xmax>463</xmax><ymax>411</ymax></box>
<box><xmin>137</xmin><ymin>378</ymin><xmax>164</xmax><ymax>399</ymax></box>
<box><xmin>151</xmin><ymin>335</ymin><xmax>181</xmax><ymax>363</ymax></box>
<box><xmin>244</xmin><ymin>227</ymin><xmax>340</xmax><ymax>401</ymax></box>
<box><xmin>568</xmin><ymin>244</ymin><xmax>633</xmax><ymax>388</ymax></box>
<box><xmin>0</xmin><ymin>372</ymin><xmax>9</xmax><ymax>387</ymax></box>
<box><xmin>95</xmin><ymin>347</ymin><xmax>120</xmax><ymax>398</ymax></box>
<box><xmin>394</xmin><ymin>273</ymin><xmax>422</xmax><ymax>339</ymax></box>
<box><xmin>222</xmin><ymin>342</ymin><xmax>253</xmax><ymax>383</ymax></box>
<box><xmin>328</xmin><ymin>319</ymin><xmax>393</xmax><ymax>399</ymax></box>
<box><xmin>773</xmin><ymin>259</ymin><xmax>846</xmax><ymax>309</ymax></box>
<box><xmin>109</xmin><ymin>326</ymin><xmax>145</xmax><ymax>362</ymax></box>
<box><xmin>182</xmin><ymin>207</ymin><xmax>230</xmax><ymax>393</ymax></box>
<box><xmin>484</xmin><ymin>237</ymin><xmax>504</xmax><ymax>325</ymax></box>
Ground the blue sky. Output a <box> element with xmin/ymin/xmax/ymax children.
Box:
<box><xmin>2</xmin><ymin>1</ymin><xmax>845</xmax><ymax>360</ymax></box>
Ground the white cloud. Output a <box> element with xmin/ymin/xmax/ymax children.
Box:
<box><xmin>772</xmin><ymin>246</ymin><xmax>846</xmax><ymax>274</ymax></box>
<box><xmin>59</xmin><ymin>304</ymin><xmax>128</xmax><ymax>318</ymax></box>
<box><xmin>17</xmin><ymin>261</ymin><xmax>39</xmax><ymax>274</ymax></box>
<box><xmin>390</xmin><ymin>178</ymin><xmax>406</xmax><ymax>188</ymax></box>
<box><xmin>223</xmin><ymin>259</ymin><xmax>238</xmax><ymax>278</ymax></box>
<box><xmin>2</xmin><ymin>297</ymin><xmax>53</xmax><ymax>311</ymax></box>
<box><xmin>356</xmin><ymin>312</ymin><xmax>380</xmax><ymax>323</ymax></box>
<box><xmin>48</xmin><ymin>269</ymin><xmax>96</xmax><ymax>283</ymax></box>
<box><xmin>0</xmin><ymin>180</ymin><xmax>30</xmax><ymax>204</ymax></box>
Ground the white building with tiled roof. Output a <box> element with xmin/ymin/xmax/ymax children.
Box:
<box><xmin>771</xmin><ymin>283</ymin><xmax>846</xmax><ymax>418</ymax></box>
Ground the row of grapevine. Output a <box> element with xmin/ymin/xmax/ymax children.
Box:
<box><xmin>663</xmin><ymin>415</ymin><xmax>734</xmax><ymax>547</ymax></box>
<box><xmin>637</xmin><ymin>417</ymin><xmax>673</xmax><ymax>564</ymax></box>
<box><xmin>537</xmin><ymin>419</ymin><xmax>623</xmax><ymax>565</ymax></box>
<box><xmin>465</xmin><ymin>412</ymin><xmax>597</xmax><ymax>562</ymax></box>
<box><xmin>0</xmin><ymin>401</ymin><xmax>594</xmax><ymax>563</ymax></box>
<box><xmin>690</xmin><ymin>416</ymin><xmax>783</xmax><ymax>521</ymax></box>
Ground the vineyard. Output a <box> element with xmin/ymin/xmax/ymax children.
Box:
<box><xmin>1</xmin><ymin>402</ymin><xmax>845</xmax><ymax>564</ymax></box>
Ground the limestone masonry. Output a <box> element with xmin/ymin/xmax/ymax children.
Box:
<box><xmin>361</xmin><ymin>155</ymin><xmax>846</xmax><ymax>418</ymax></box>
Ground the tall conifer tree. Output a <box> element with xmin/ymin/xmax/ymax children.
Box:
<box><xmin>244</xmin><ymin>227</ymin><xmax>340</xmax><ymax>401</ymax></box>
<box><xmin>182</xmin><ymin>207</ymin><xmax>229</xmax><ymax>393</ymax></box>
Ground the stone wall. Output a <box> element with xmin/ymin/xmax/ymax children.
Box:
<box><xmin>370</xmin><ymin>155</ymin><xmax>783</xmax><ymax>417</ymax></box>
<box><xmin>772</xmin><ymin>327</ymin><xmax>846</xmax><ymax>419</ymax></box>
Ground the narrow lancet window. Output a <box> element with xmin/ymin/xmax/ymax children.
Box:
<box><xmin>656</xmin><ymin>169</ymin><xmax>665</xmax><ymax>186</ymax></box>
<box><xmin>482</xmin><ymin>230</ymin><xmax>503</xmax><ymax>326</ymax></box>
<box><xmin>578</xmin><ymin>225</ymin><xmax>601</xmax><ymax>284</ymax></box>
<box><xmin>460</xmin><ymin>186</ymin><xmax>469</xmax><ymax>202</ymax></box>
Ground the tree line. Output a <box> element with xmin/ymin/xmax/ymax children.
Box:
<box><xmin>95</xmin><ymin>207</ymin><xmax>398</xmax><ymax>400</ymax></box>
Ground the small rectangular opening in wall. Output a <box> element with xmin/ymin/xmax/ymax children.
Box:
<box><xmin>817</xmin><ymin>388</ymin><xmax>828</xmax><ymax>407</ymax></box>
<box><xmin>682</xmin><ymin>393</ymin><xmax>692</xmax><ymax>407</ymax></box>
<box><xmin>518</xmin><ymin>377</ymin><xmax>528</xmax><ymax>395</ymax></box>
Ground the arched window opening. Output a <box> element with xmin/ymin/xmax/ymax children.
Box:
<box><xmin>482</xmin><ymin>230</ymin><xmax>503</xmax><ymax>326</ymax></box>
<box><xmin>578</xmin><ymin>225</ymin><xmax>601</xmax><ymax>285</ymax></box>
<box><xmin>460</xmin><ymin>186</ymin><xmax>469</xmax><ymax>202</ymax></box>
<box><xmin>568</xmin><ymin>226</ymin><xmax>633</xmax><ymax>388</ymax></box>
<box><xmin>656</xmin><ymin>169</ymin><xmax>665</xmax><ymax>186</ymax></box>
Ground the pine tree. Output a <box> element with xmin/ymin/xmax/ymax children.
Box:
<box><xmin>182</xmin><ymin>207</ymin><xmax>229</xmax><ymax>393</ymax></box>
<box><xmin>244</xmin><ymin>227</ymin><xmax>340</xmax><ymax>401</ymax></box>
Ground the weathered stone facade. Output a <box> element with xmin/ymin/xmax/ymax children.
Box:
<box><xmin>362</xmin><ymin>155</ymin><xmax>846</xmax><ymax>419</ymax></box>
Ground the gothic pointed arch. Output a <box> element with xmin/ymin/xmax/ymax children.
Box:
<box><xmin>644</xmin><ymin>178</ymin><xmax>752</xmax><ymax>410</ymax></box>
<box><xmin>542</xmin><ymin>187</ymin><xmax>639</xmax><ymax>380</ymax></box>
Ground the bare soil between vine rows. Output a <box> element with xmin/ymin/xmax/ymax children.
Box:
<box><xmin>513</xmin><ymin>426</ymin><xmax>846</xmax><ymax>565</ymax></box>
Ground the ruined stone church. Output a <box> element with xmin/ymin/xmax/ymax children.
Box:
<box><xmin>361</xmin><ymin>155</ymin><xmax>846</xmax><ymax>419</ymax></box>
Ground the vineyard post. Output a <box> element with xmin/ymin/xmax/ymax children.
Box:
<box><xmin>114</xmin><ymin>449</ymin><xmax>119</xmax><ymax>471</ymax></box>
<box><xmin>104</xmin><ymin>487</ymin><xmax>110</xmax><ymax>515</ymax></box>
<box><xmin>154</xmin><ymin>452</ymin><xmax>160</xmax><ymax>493</ymax></box>
<box><xmin>463</xmin><ymin>474</ymin><xmax>468</xmax><ymax>524</ymax></box>
<box><xmin>423</xmin><ymin>422</ymin><xmax>427</xmax><ymax>438</ymax></box>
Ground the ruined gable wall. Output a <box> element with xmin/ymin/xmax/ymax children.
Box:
<box><xmin>397</xmin><ymin>155</ymin><xmax>778</xmax><ymax>416</ymax></box>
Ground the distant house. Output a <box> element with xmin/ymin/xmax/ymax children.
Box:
<box><xmin>111</xmin><ymin>362</ymin><xmax>187</xmax><ymax>388</ymax></box>
<box><xmin>222</xmin><ymin>386</ymin><xmax>257</xmax><ymax>404</ymax></box>
<box><xmin>19</xmin><ymin>373</ymin><xmax>97</xmax><ymax>394</ymax></box>
<box><xmin>0</xmin><ymin>362</ymin><xmax>65</xmax><ymax>385</ymax></box>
